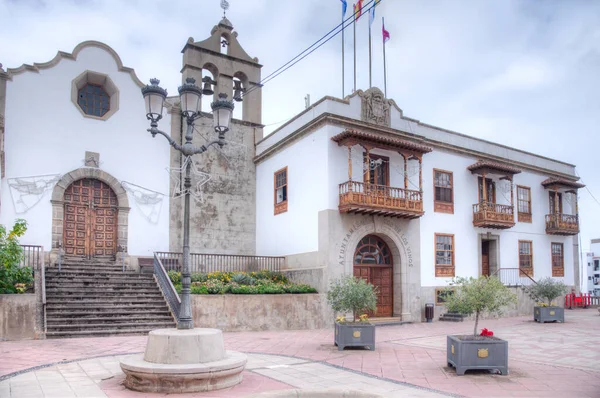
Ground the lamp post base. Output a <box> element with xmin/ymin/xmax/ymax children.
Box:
<box><xmin>120</xmin><ymin>328</ymin><xmax>246</xmax><ymax>393</ymax></box>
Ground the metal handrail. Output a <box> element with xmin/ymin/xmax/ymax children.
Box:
<box><xmin>154</xmin><ymin>251</ymin><xmax>285</xmax><ymax>273</ymax></box>
<box><xmin>153</xmin><ymin>253</ymin><xmax>181</xmax><ymax>322</ymax></box>
<box><xmin>490</xmin><ymin>267</ymin><xmax>537</xmax><ymax>287</ymax></box>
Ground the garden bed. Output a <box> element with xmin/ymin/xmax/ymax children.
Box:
<box><xmin>168</xmin><ymin>270</ymin><xmax>318</xmax><ymax>295</ymax></box>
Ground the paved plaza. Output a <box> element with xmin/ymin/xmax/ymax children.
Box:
<box><xmin>1</xmin><ymin>309</ymin><xmax>599</xmax><ymax>397</ymax></box>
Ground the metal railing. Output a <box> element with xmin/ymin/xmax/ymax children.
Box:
<box><xmin>154</xmin><ymin>253</ymin><xmax>181</xmax><ymax>322</ymax></box>
<box><xmin>18</xmin><ymin>245</ymin><xmax>43</xmax><ymax>269</ymax></box>
<box><xmin>545</xmin><ymin>213</ymin><xmax>579</xmax><ymax>233</ymax></box>
<box><xmin>154</xmin><ymin>251</ymin><xmax>284</xmax><ymax>273</ymax></box>
<box><xmin>491</xmin><ymin>268</ymin><xmax>537</xmax><ymax>287</ymax></box>
<box><xmin>339</xmin><ymin>181</ymin><xmax>423</xmax><ymax>212</ymax></box>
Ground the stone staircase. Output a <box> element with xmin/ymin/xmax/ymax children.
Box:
<box><xmin>45</xmin><ymin>259</ymin><xmax>176</xmax><ymax>338</ymax></box>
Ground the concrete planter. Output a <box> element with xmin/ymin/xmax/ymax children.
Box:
<box><xmin>334</xmin><ymin>322</ymin><xmax>375</xmax><ymax>351</ymax></box>
<box><xmin>534</xmin><ymin>306</ymin><xmax>564</xmax><ymax>323</ymax></box>
<box><xmin>0</xmin><ymin>294</ymin><xmax>38</xmax><ymax>341</ymax></box>
<box><xmin>447</xmin><ymin>335</ymin><xmax>508</xmax><ymax>375</ymax></box>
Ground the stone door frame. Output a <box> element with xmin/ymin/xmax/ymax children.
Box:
<box><xmin>50</xmin><ymin>168</ymin><xmax>130</xmax><ymax>260</ymax></box>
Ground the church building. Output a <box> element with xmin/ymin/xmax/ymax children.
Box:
<box><xmin>0</xmin><ymin>16</ymin><xmax>583</xmax><ymax>325</ymax></box>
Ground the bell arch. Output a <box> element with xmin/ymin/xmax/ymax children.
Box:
<box><xmin>50</xmin><ymin>168</ymin><xmax>130</xmax><ymax>258</ymax></box>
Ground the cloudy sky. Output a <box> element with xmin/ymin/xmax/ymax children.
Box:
<box><xmin>1</xmin><ymin>0</ymin><xmax>599</xmax><ymax>254</ymax></box>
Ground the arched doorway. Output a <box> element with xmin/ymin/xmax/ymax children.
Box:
<box><xmin>63</xmin><ymin>178</ymin><xmax>118</xmax><ymax>259</ymax></box>
<box><xmin>353</xmin><ymin>235</ymin><xmax>393</xmax><ymax>317</ymax></box>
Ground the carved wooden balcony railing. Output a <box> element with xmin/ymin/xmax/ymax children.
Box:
<box><xmin>472</xmin><ymin>202</ymin><xmax>515</xmax><ymax>229</ymax></box>
<box><xmin>545</xmin><ymin>213</ymin><xmax>579</xmax><ymax>235</ymax></box>
<box><xmin>339</xmin><ymin>181</ymin><xmax>424</xmax><ymax>218</ymax></box>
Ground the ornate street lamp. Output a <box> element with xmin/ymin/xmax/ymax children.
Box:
<box><xmin>141</xmin><ymin>77</ymin><xmax>234</xmax><ymax>329</ymax></box>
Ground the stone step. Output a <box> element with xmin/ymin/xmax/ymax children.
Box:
<box><xmin>45</xmin><ymin>280</ymin><xmax>159</xmax><ymax>287</ymax></box>
<box><xmin>48</xmin><ymin>266</ymin><xmax>127</xmax><ymax>272</ymax></box>
<box><xmin>45</xmin><ymin>328</ymin><xmax>165</xmax><ymax>339</ymax></box>
<box><xmin>47</xmin><ymin>321</ymin><xmax>175</xmax><ymax>332</ymax></box>
<box><xmin>45</xmin><ymin>287</ymin><xmax>162</xmax><ymax>293</ymax></box>
<box><xmin>47</xmin><ymin>315</ymin><xmax>174</xmax><ymax>324</ymax></box>
<box><xmin>46</xmin><ymin>304</ymin><xmax>169</xmax><ymax>311</ymax></box>
<box><xmin>46</xmin><ymin>271</ymin><xmax>151</xmax><ymax>278</ymax></box>
<box><xmin>46</xmin><ymin>297</ymin><xmax>165</xmax><ymax>304</ymax></box>
<box><xmin>46</xmin><ymin>289</ymin><xmax>162</xmax><ymax>300</ymax></box>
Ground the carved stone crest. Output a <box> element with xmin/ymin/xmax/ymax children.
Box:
<box><xmin>360</xmin><ymin>87</ymin><xmax>390</xmax><ymax>127</ymax></box>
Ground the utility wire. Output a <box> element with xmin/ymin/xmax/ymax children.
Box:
<box><xmin>243</xmin><ymin>0</ymin><xmax>378</xmax><ymax>98</ymax></box>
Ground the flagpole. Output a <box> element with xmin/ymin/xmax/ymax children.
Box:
<box><xmin>382</xmin><ymin>17</ymin><xmax>387</xmax><ymax>97</ymax></box>
<box><xmin>353</xmin><ymin>9</ymin><xmax>357</xmax><ymax>93</ymax></box>
<box><xmin>342</xmin><ymin>13</ymin><xmax>345</xmax><ymax>98</ymax></box>
<box><xmin>368</xmin><ymin>17</ymin><xmax>372</xmax><ymax>88</ymax></box>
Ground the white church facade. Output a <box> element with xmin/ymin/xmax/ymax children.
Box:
<box><xmin>0</xmin><ymin>17</ymin><xmax>584</xmax><ymax>323</ymax></box>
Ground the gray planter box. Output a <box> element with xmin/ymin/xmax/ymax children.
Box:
<box><xmin>534</xmin><ymin>306</ymin><xmax>564</xmax><ymax>323</ymax></box>
<box><xmin>447</xmin><ymin>335</ymin><xmax>508</xmax><ymax>375</ymax></box>
<box><xmin>334</xmin><ymin>322</ymin><xmax>375</xmax><ymax>351</ymax></box>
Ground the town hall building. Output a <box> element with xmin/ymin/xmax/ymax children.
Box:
<box><xmin>0</xmin><ymin>16</ymin><xmax>584</xmax><ymax>326</ymax></box>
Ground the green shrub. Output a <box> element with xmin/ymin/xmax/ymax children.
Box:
<box><xmin>191</xmin><ymin>284</ymin><xmax>209</xmax><ymax>294</ymax></box>
<box><xmin>249</xmin><ymin>270</ymin><xmax>289</xmax><ymax>284</ymax></box>
<box><xmin>523</xmin><ymin>277</ymin><xmax>568</xmax><ymax>306</ymax></box>
<box><xmin>283</xmin><ymin>284</ymin><xmax>317</xmax><ymax>294</ymax></box>
<box><xmin>327</xmin><ymin>276</ymin><xmax>377</xmax><ymax>322</ymax></box>
<box><xmin>0</xmin><ymin>219</ymin><xmax>31</xmax><ymax>294</ymax></box>
<box><xmin>231</xmin><ymin>272</ymin><xmax>254</xmax><ymax>285</ymax></box>
<box><xmin>204</xmin><ymin>279</ymin><xmax>226</xmax><ymax>294</ymax></box>
<box><xmin>256</xmin><ymin>281</ymin><xmax>286</xmax><ymax>294</ymax></box>
<box><xmin>168</xmin><ymin>270</ymin><xmax>181</xmax><ymax>285</ymax></box>
<box><xmin>444</xmin><ymin>276</ymin><xmax>517</xmax><ymax>336</ymax></box>
<box><xmin>230</xmin><ymin>283</ymin><xmax>259</xmax><ymax>294</ymax></box>
<box><xmin>191</xmin><ymin>273</ymin><xmax>208</xmax><ymax>283</ymax></box>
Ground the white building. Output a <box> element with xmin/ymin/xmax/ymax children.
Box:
<box><xmin>0</xmin><ymin>17</ymin><xmax>585</xmax><ymax>323</ymax></box>
<box><xmin>586</xmin><ymin>239</ymin><xmax>600</xmax><ymax>295</ymax></box>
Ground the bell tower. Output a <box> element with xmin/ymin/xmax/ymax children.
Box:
<box><xmin>169</xmin><ymin>15</ymin><xmax>261</xmax><ymax>256</ymax></box>
<box><xmin>181</xmin><ymin>16</ymin><xmax>262</xmax><ymax>139</ymax></box>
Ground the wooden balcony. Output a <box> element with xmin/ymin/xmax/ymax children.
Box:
<box><xmin>545</xmin><ymin>213</ymin><xmax>579</xmax><ymax>235</ymax></box>
<box><xmin>339</xmin><ymin>181</ymin><xmax>424</xmax><ymax>219</ymax></box>
<box><xmin>472</xmin><ymin>202</ymin><xmax>515</xmax><ymax>229</ymax></box>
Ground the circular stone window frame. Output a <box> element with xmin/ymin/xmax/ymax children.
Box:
<box><xmin>71</xmin><ymin>70</ymin><xmax>119</xmax><ymax>120</ymax></box>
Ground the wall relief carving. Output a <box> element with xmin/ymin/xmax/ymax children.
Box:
<box><xmin>360</xmin><ymin>87</ymin><xmax>391</xmax><ymax>127</ymax></box>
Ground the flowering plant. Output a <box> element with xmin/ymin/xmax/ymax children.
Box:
<box><xmin>536</xmin><ymin>302</ymin><xmax>549</xmax><ymax>307</ymax></box>
<box><xmin>336</xmin><ymin>315</ymin><xmax>346</xmax><ymax>324</ymax></box>
<box><xmin>359</xmin><ymin>314</ymin><xmax>369</xmax><ymax>323</ymax></box>
<box><xmin>480</xmin><ymin>328</ymin><xmax>494</xmax><ymax>337</ymax></box>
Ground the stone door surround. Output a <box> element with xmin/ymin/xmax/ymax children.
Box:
<box><xmin>50</xmin><ymin>168</ymin><xmax>130</xmax><ymax>256</ymax></box>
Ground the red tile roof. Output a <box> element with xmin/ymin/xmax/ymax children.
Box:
<box><xmin>541</xmin><ymin>177</ymin><xmax>585</xmax><ymax>189</ymax></box>
<box><xmin>331</xmin><ymin>130</ymin><xmax>432</xmax><ymax>153</ymax></box>
<box><xmin>467</xmin><ymin>160</ymin><xmax>522</xmax><ymax>175</ymax></box>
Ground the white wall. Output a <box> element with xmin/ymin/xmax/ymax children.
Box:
<box><xmin>256</xmin><ymin>125</ymin><xmax>331</xmax><ymax>256</ymax></box>
<box><xmin>419</xmin><ymin>148</ymin><xmax>575</xmax><ymax>287</ymax></box>
<box><xmin>2</xmin><ymin>44</ymin><xmax>171</xmax><ymax>256</ymax></box>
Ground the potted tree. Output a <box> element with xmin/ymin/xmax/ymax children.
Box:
<box><xmin>327</xmin><ymin>275</ymin><xmax>377</xmax><ymax>351</ymax></box>
<box><xmin>523</xmin><ymin>277</ymin><xmax>568</xmax><ymax>323</ymax></box>
<box><xmin>444</xmin><ymin>276</ymin><xmax>517</xmax><ymax>375</ymax></box>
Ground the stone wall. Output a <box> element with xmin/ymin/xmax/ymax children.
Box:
<box><xmin>191</xmin><ymin>294</ymin><xmax>331</xmax><ymax>331</ymax></box>
<box><xmin>169</xmin><ymin>112</ymin><xmax>259</xmax><ymax>255</ymax></box>
<box><xmin>0</xmin><ymin>294</ymin><xmax>37</xmax><ymax>341</ymax></box>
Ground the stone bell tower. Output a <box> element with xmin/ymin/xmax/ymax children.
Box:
<box><xmin>168</xmin><ymin>17</ymin><xmax>262</xmax><ymax>256</ymax></box>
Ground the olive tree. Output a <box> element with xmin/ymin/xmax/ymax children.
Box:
<box><xmin>327</xmin><ymin>275</ymin><xmax>378</xmax><ymax>322</ymax></box>
<box><xmin>523</xmin><ymin>277</ymin><xmax>568</xmax><ymax>306</ymax></box>
<box><xmin>444</xmin><ymin>276</ymin><xmax>517</xmax><ymax>336</ymax></box>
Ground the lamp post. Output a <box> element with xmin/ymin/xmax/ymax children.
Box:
<box><xmin>141</xmin><ymin>77</ymin><xmax>234</xmax><ymax>329</ymax></box>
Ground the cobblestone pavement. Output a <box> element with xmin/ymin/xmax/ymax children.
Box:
<box><xmin>1</xmin><ymin>309</ymin><xmax>599</xmax><ymax>397</ymax></box>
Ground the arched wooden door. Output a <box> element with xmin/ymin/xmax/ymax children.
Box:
<box><xmin>63</xmin><ymin>178</ymin><xmax>118</xmax><ymax>259</ymax></box>
<box><xmin>353</xmin><ymin>235</ymin><xmax>393</xmax><ymax>317</ymax></box>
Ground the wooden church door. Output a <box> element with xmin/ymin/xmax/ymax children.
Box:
<box><xmin>353</xmin><ymin>235</ymin><xmax>393</xmax><ymax>317</ymax></box>
<box><xmin>63</xmin><ymin>179</ymin><xmax>118</xmax><ymax>259</ymax></box>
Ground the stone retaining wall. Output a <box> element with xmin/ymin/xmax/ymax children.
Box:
<box><xmin>0</xmin><ymin>294</ymin><xmax>38</xmax><ymax>341</ymax></box>
<box><xmin>191</xmin><ymin>294</ymin><xmax>332</xmax><ymax>331</ymax></box>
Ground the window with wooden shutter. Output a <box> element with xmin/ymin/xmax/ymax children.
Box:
<box><xmin>517</xmin><ymin>186</ymin><xmax>532</xmax><ymax>223</ymax></box>
<box><xmin>435</xmin><ymin>234</ymin><xmax>455</xmax><ymax>277</ymax></box>
<box><xmin>551</xmin><ymin>243</ymin><xmax>564</xmax><ymax>277</ymax></box>
<box><xmin>519</xmin><ymin>240</ymin><xmax>533</xmax><ymax>277</ymax></box>
<box><xmin>433</xmin><ymin>169</ymin><xmax>453</xmax><ymax>214</ymax></box>
<box><xmin>274</xmin><ymin>167</ymin><xmax>288</xmax><ymax>215</ymax></box>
